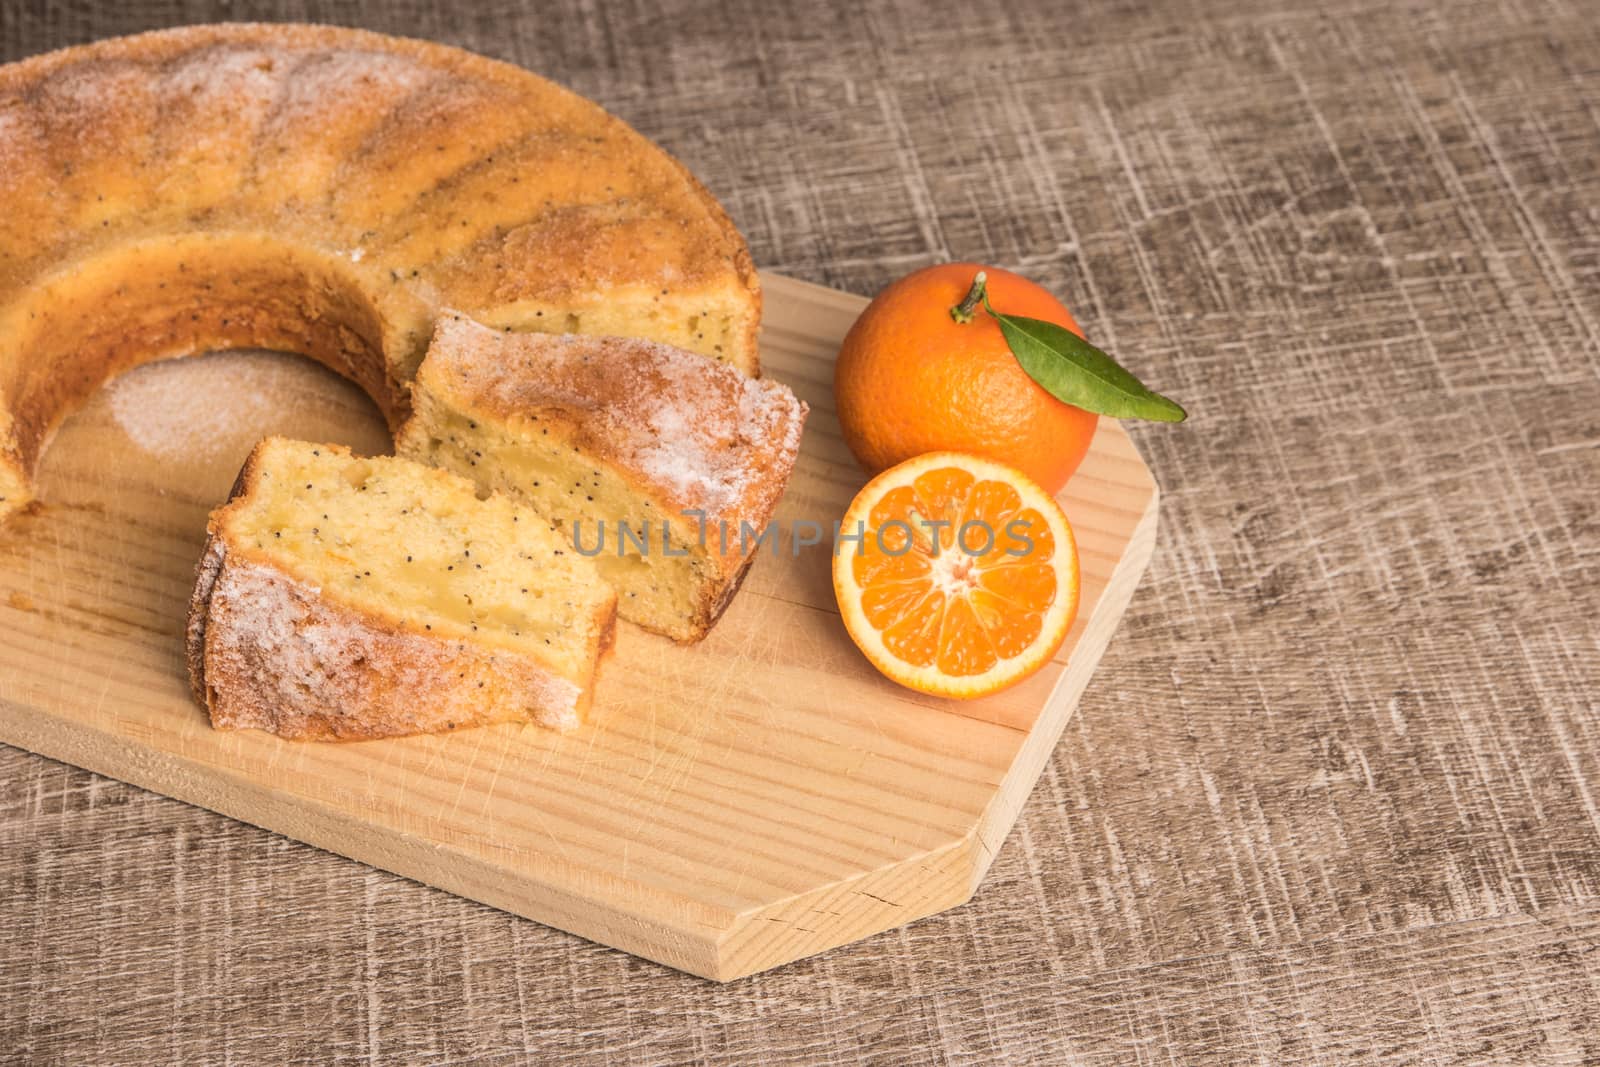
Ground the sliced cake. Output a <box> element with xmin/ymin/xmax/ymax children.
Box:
<box><xmin>0</xmin><ymin>24</ymin><xmax>761</xmax><ymax>525</ymax></box>
<box><xmin>187</xmin><ymin>437</ymin><xmax>616</xmax><ymax>739</ymax></box>
<box><xmin>397</xmin><ymin>315</ymin><xmax>808</xmax><ymax>642</ymax></box>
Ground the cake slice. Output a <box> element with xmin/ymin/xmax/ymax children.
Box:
<box><xmin>187</xmin><ymin>437</ymin><xmax>616</xmax><ymax>740</ymax></box>
<box><xmin>397</xmin><ymin>315</ymin><xmax>808</xmax><ymax>643</ymax></box>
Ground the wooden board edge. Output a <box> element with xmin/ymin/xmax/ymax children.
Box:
<box><xmin>713</xmin><ymin>837</ymin><xmax>977</xmax><ymax>981</ymax></box>
<box><xmin>0</xmin><ymin>699</ymin><xmax>742</xmax><ymax>978</ymax></box>
<box><xmin>703</xmin><ymin>443</ymin><xmax>1165</xmax><ymax>980</ymax></box>
<box><xmin>973</xmin><ymin>466</ymin><xmax>1162</xmax><ymax>883</ymax></box>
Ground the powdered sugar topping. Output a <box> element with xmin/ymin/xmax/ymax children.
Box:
<box><xmin>427</xmin><ymin>315</ymin><xmax>808</xmax><ymax>526</ymax></box>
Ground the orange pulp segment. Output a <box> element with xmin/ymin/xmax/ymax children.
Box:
<box><xmin>832</xmin><ymin>452</ymin><xmax>1080</xmax><ymax>699</ymax></box>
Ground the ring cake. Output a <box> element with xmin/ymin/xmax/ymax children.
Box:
<box><xmin>0</xmin><ymin>23</ymin><xmax>761</xmax><ymax>521</ymax></box>
<box><xmin>398</xmin><ymin>314</ymin><xmax>808</xmax><ymax>642</ymax></box>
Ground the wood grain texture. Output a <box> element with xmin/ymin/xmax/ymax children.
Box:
<box><xmin>0</xmin><ymin>273</ymin><xmax>1157</xmax><ymax>982</ymax></box>
<box><xmin>4</xmin><ymin>0</ymin><xmax>1599</xmax><ymax>1062</ymax></box>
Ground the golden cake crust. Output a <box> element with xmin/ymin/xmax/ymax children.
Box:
<box><xmin>0</xmin><ymin>23</ymin><xmax>761</xmax><ymax>518</ymax></box>
<box><xmin>399</xmin><ymin>315</ymin><xmax>808</xmax><ymax>642</ymax></box>
<box><xmin>188</xmin><ymin>538</ymin><xmax>598</xmax><ymax>739</ymax></box>
<box><xmin>415</xmin><ymin>315</ymin><xmax>806</xmax><ymax>535</ymax></box>
<box><xmin>187</xmin><ymin>439</ymin><xmax>617</xmax><ymax>741</ymax></box>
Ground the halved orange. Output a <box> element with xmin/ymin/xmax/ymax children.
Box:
<box><xmin>833</xmin><ymin>452</ymin><xmax>1080</xmax><ymax>699</ymax></box>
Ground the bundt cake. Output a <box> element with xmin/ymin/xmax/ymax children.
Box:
<box><xmin>0</xmin><ymin>23</ymin><xmax>761</xmax><ymax>522</ymax></box>
<box><xmin>188</xmin><ymin>437</ymin><xmax>617</xmax><ymax>739</ymax></box>
<box><xmin>397</xmin><ymin>315</ymin><xmax>807</xmax><ymax>642</ymax></box>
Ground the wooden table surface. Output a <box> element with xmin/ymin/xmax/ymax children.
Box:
<box><xmin>3</xmin><ymin>0</ymin><xmax>1598</xmax><ymax>1063</ymax></box>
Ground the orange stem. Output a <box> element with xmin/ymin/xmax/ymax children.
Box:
<box><xmin>949</xmin><ymin>271</ymin><xmax>988</xmax><ymax>324</ymax></box>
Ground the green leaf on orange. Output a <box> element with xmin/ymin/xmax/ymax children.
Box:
<box><xmin>987</xmin><ymin>303</ymin><xmax>1186</xmax><ymax>423</ymax></box>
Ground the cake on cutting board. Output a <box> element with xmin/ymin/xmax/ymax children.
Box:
<box><xmin>188</xmin><ymin>437</ymin><xmax>616</xmax><ymax>739</ymax></box>
<box><xmin>0</xmin><ymin>23</ymin><xmax>806</xmax><ymax>741</ymax></box>
<box><xmin>399</xmin><ymin>314</ymin><xmax>808</xmax><ymax>642</ymax></box>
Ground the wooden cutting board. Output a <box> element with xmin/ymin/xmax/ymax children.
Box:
<box><xmin>0</xmin><ymin>272</ymin><xmax>1158</xmax><ymax>981</ymax></box>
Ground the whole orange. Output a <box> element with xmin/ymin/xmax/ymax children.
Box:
<box><xmin>833</xmin><ymin>263</ymin><xmax>1099</xmax><ymax>495</ymax></box>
